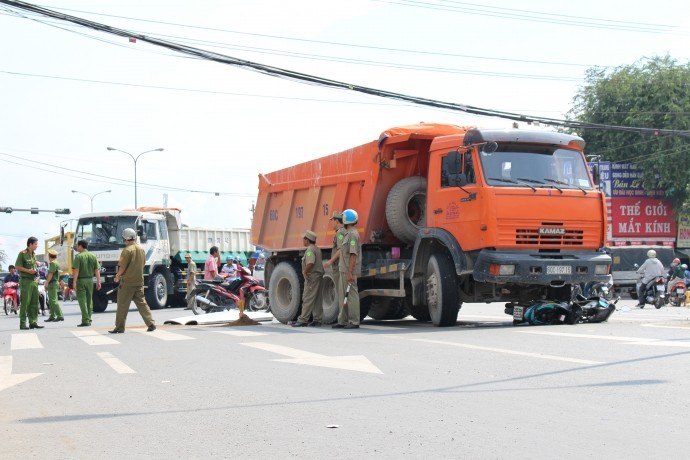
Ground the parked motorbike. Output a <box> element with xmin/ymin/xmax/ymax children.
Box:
<box><xmin>38</xmin><ymin>279</ymin><xmax>47</xmax><ymax>316</ymax></box>
<box><xmin>587</xmin><ymin>274</ymin><xmax>616</xmax><ymax>301</ymax></box>
<box><xmin>636</xmin><ymin>276</ymin><xmax>666</xmax><ymax>309</ymax></box>
<box><xmin>188</xmin><ymin>265</ymin><xmax>268</xmax><ymax>315</ymax></box>
<box><xmin>667</xmin><ymin>279</ymin><xmax>687</xmax><ymax>307</ymax></box>
<box><xmin>3</xmin><ymin>281</ymin><xmax>19</xmax><ymax>315</ymax></box>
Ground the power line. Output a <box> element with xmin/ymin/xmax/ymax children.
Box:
<box><xmin>0</xmin><ymin>152</ymin><xmax>256</xmax><ymax>197</ymax></box>
<box><xmin>2</xmin><ymin>0</ymin><xmax>689</xmax><ymax>137</ymax></box>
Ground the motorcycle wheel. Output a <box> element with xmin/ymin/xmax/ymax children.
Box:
<box><xmin>3</xmin><ymin>299</ymin><xmax>7</xmax><ymax>315</ymax></box>
<box><xmin>247</xmin><ymin>291</ymin><xmax>269</xmax><ymax>312</ymax></box>
<box><xmin>189</xmin><ymin>288</ymin><xmax>222</xmax><ymax>315</ymax></box>
<box><xmin>654</xmin><ymin>296</ymin><xmax>663</xmax><ymax>309</ymax></box>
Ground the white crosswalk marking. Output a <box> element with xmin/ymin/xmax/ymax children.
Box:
<box><xmin>11</xmin><ymin>333</ymin><xmax>43</xmax><ymax>350</ymax></box>
<box><xmin>130</xmin><ymin>328</ymin><xmax>194</xmax><ymax>340</ymax></box>
<box><xmin>214</xmin><ymin>330</ymin><xmax>268</xmax><ymax>337</ymax></box>
<box><xmin>71</xmin><ymin>330</ymin><xmax>120</xmax><ymax>346</ymax></box>
<box><xmin>96</xmin><ymin>352</ymin><xmax>135</xmax><ymax>374</ymax></box>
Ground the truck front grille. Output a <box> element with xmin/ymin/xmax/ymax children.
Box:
<box><xmin>515</xmin><ymin>227</ymin><xmax>583</xmax><ymax>246</ymax></box>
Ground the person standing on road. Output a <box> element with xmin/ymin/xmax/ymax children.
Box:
<box><xmin>635</xmin><ymin>249</ymin><xmax>665</xmax><ymax>307</ymax></box>
<box><xmin>324</xmin><ymin>211</ymin><xmax>345</xmax><ymax>323</ymax></box>
<box><xmin>72</xmin><ymin>239</ymin><xmax>101</xmax><ymax>327</ymax></box>
<box><xmin>204</xmin><ymin>246</ymin><xmax>220</xmax><ymax>280</ymax></box>
<box><xmin>15</xmin><ymin>236</ymin><xmax>42</xmax><ymax>330</ymax></box>
<box><xmin>185</xmin><ymin>253</ymin><xmax>197</xmax><ymax>307</ymax></box>
<box><xmin>44</xmin><ymin>249</ymin><xmax>64</xmax><ymax>322</ymax></box>
<box><xmin>333</xmin><ymin>209</ymin><xmax>361</xmax><ymax>329</ymax></box>
<box><xmin>109</xmin><ymin>228</ymin><xmax>156</xmax><ymax>334</ymax></box>
<box><xmin>290</xmin><ymin>230</ymin><xmax>324</xmax><ymax>327</ymax></box>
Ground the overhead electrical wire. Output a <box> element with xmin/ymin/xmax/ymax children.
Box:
<box><xmin>1</xmin><ymin>0</ymin><xmax>689</xmax><ymax>138</ymax></box>
<box><xmin>0</xmin><ymin>151</ymin><xmax>256</xmax><ymax>197</ymax></box>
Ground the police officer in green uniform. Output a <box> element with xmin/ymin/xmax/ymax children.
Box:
<box><xmin>44</xmin><ymin>249</ymin><xmax>65</xmax><ymax>322</ymax></box>
<box><xmin>290</xmin><ymin>230</ymin><xmax>324</xmax><ymax>327</ymax></box>
<box><xmin>72</xmin><ymin>239</ymin><xmax>101</xmax><ymax>327</ymax></box>
<box><xmin>15</xmin><ymin>236</ymin><xmax>42</xmax><ymax>330</ymax></box>
<box><xmin>333</xmin><ymin>209</ymin><xmax>361</xmax><ymax>329</ymax></box>
<box><xmin>109</xmin><ymin>228</ymin><xmax>156</xmax><ymax>333</ymax></box>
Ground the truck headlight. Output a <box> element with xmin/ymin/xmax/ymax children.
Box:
<box><xmin>595</xmin><ymin>264</ymin><xmax>609</xmax><ymax>275</ymax></box>
<box><xmin>490</xmin><ymin>264</ymin><xmax>515</xmax><ymax>276</ymax></box>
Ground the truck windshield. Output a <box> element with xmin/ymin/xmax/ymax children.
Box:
<box><xmin>480</xmin><ymin>146</ymin><xmax>593</xmax><ymax>190</ymax></box>
<box><xmin>74</xmin><ymin>216</ymin><xmax>137</xmax><ymax>249</ymax></box>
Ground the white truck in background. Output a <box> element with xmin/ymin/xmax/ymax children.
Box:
<box><xmin>71</xmin><ymin>207</ymin><xmax>253</xmax><ymax>312</ymax></box>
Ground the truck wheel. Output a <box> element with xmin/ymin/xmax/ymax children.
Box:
<box><xmin>146</xmin><ymin>272</ymin><xmax>168</xmax><ymax>310</ymax></box>
<box><xmin>426</xmin><ymin>253</ymin><xmax>460</xmax><ymax>327</ymax></box>
<box><xmin>367</xmin><ymin>297</ymin><xmax>410</xmax><ymax>320</ymax></box>
<box><xmin>320</xmin><ymin>272</ymin><xmax>339</xmax><ymax>324</ymax></box>
<box><xmin>93</xmin><ymin>290</ymin><xmax>109</xmax><ymax>312</ymax></box>
<box><xmin>268</xmin><ymin>262</ymin><xmax>302</xmax><ymax>324</ymax></box>
<box><xmin>386</xmin><ymin>176</ymin><xmax>427</xmax><ymax>245</ymax></box>
<box><xmin>410</xmin><ymin>302</ymin><xmax>431</xmax><ymax>322</ymax></box>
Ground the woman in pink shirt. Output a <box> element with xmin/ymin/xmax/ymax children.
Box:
<box><xmin>204</xmin><ymin>246</ymin><xmax>220</xmax><ymax>280</ymax></box>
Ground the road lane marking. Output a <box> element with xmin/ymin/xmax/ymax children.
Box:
<box><xmin>96</xmin><ymin>352</ymin><xmax>135</xmax><ymax>374</ymax></box>
<box><xmin>130</xmin><ymin>328</ymin><xmax>195</xmax><ymax>340</ymax></box>
<box><xmin>213</xmin><ymin>330</ymin><xmax>268</xmax><ymax>337</ymax></box>
<box><xmin>242</xmin><ymin>342</ymin><xmax>383</xmax><ymax>374</ymax></box>
<box><xmin>71</xmin><ymin>330</ymin><xmax>120</xmax><ymax>346</ymax></box>
<box><xmin>11</xmin><ymin>333</ymin><xmax>43</xmax><ymax>350</ymax></box>
<box><xmin>0</xmin><ymin>356</ymin><xmax>42</xmax><ymax>392</ymax></box>
<box><xmin>642</xmin><ymin>323</ymin><xmax>690</xmax><ymax>330</ymax></box>
<box><xmin>412</xmin><ymin>339</ymin><xmax>602</xmax><ymax>365</ymax></box>
<box><xmin>514</xmin><ymin>329</ymin><xmax>690</xmax><ymax>348</ymax></box>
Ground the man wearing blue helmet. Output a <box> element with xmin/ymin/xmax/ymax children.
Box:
<box><xmin>332</xmin><ymin>208</ymin><xmax>361</xmax><ymax>329</ymax></box>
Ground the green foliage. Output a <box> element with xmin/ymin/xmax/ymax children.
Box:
<box><xmin>567</xmin><ymin>55</ymin><xmax>690</xmax><ymax>214</ymax></box>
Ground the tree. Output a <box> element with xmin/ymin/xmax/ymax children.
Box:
<box><xmin>567</xmin><ymin>55</ymin><xmax>690</xmax><ymax>213</ymax></box>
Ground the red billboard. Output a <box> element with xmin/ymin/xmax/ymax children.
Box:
<box><xmin>611</xmin><ymin>197</ymin><xmax>676</xmax><ymax>238</ymax></box>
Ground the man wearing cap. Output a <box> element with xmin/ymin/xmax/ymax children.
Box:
<box><xmin>72</xmin><ymin>239</ymin><xmax>101</xmax><ymax>327</ymax></box>
<box><xmin>109</xmin><ymin>228</ymin><xmax>156</xmax><ymax>333</ymax></box>
<box><xmin>44</xmin><ymin>249</ymin><xmax>64</xmax><ymax>322</ymax></box>
<box><xmin>184</xmin><ymin>253</ymin><xmax>197</xmax><ymax>307</ymax></box>
<box><xmin>290</xmin><ymin>230</ymin><xmax>324</xmax><ymax>327</ymax></box>
<box><xmin>323</xmin><ymin>211</ymin><xmax>345</xmax><ymax>322</ymax></box>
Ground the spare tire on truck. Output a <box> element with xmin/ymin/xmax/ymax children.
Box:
<box><xmin>268</xmin><ymin>261</ymin><xmax>303</xmax><ymax>324</ymax></box>
<box><xmin>386</xmin><ymin>176</ymin><xmax>427</xmax><ymax>245</ymax></box>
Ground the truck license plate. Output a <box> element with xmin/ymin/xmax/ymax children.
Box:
<box><xmin>546</xmin><ymin>265</ymin><xmax>571</xmax><ymax>275</ymax></box>
<box><xmin>513</xmin><ymin>306</ymin><xmax>524</xmax><ymax>321</ymax></box>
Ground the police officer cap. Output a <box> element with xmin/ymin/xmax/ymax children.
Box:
<box><xmin>184</xmin><ymin>253</ymin><xmax>192</xmax><ymax>259</ymax></box>
<box><xmin>303</xmin><ymin>230</ymin><xmax>317</xmax><ymax>242</ymax></box>
<box><xmin>47</xmin><ymin>249</ymin><xmax>58</xmax><ymax>257</ymax></box>
<box><xmin>331</xmin><ymin>211</ymin><xmax>343</xmax><ymax>220</ymax></box>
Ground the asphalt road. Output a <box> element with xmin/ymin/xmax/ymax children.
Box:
<box><xmin>1</xmin><ymin>297</ymin><xmax>689</xmax><ymax>459</ymax></box>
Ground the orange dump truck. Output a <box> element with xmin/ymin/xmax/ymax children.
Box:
<box><xmin>252</xmin><ymin>123</ymin><xmax>611</xmax><ymax>326</ymax></box>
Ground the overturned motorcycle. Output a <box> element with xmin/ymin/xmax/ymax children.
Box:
<box><xmin>505</xmin><ymin>295</ymin><xmax>617</xmax><ymax>326</ymax></box>
<box><xmin>188</xmin><ymin>266</ymin><xmax>268</xmax><ymax>315</ymax></box>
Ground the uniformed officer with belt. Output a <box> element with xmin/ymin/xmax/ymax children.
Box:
<box><xmin>72</xmin><ymin>239</ymin><xmax>101</xmax><ymax>327</ymax></box>
<box><xmin>44</xmin><ymin>249</ymin><xmax>65</xmax><ymax>322</ymax></box>
<box><xmin>15</xmin><ymin>236</ymin><xmax>42</xmax><ymax>330</ymax></box>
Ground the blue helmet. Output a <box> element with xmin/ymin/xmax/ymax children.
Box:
<box><xmin>342</xmin><ymin>209</ymin><xmax>358</xmax><ymax>225</ymax></box>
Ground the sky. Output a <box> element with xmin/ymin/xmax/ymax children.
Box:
<box><xmin>1</xmin><ymin>0</ymin><xmax>689</xmax><ymax>264</ymax></box>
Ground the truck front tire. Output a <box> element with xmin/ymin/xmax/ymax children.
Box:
<box><xmin>427</xmin><ymin>253</ymin><xmax>460</xmax><ymax>327</ymax></box>
<box><xmin>146</xmin><ymin>272</ymin><xmax>168</xmax><ymax>310</ymax></box>
<box><xmin>386</xmin><ymin>176</ymin><xmax>427</xmax><ymax>245</ymax></box>
<box><xmin>268</xmin><ymin>262</ymin><xmax>302</xmax><ymax>323</ymax></box>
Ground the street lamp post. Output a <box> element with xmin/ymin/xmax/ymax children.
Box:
<box><xmin>106</xmin><ymin>147</ymin><xmax>164</xmax><ymax>209</ymax></box>
<box><xmin>71</xmin><ymin>189</ymin><xmax>111</xmax><ymax>212</ymax></box>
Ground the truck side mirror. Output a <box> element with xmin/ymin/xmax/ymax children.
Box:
<box><xmin>482</xmin><ymin>142</ymin><xmax>498</xmax><ymax>154</ymax></box>
<box><xmin>591</xmin><ymin>163</ymin><xmax>600</xmax><ymax>186</ymax></box>
<box><xmin>137</xmin><ymin>225</ymin><xmax>147</xmax><ymax>243</ymax></box>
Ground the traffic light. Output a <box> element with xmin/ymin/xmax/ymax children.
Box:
<box><xmin>0</xmin><ymin>207</ymin><xmax>12</xmax><ymax>213</ymax></box>
<box><xmin>54</xmin><ymin>208</ymin><xmax>71</xmax><ymax>215</ymax></box>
